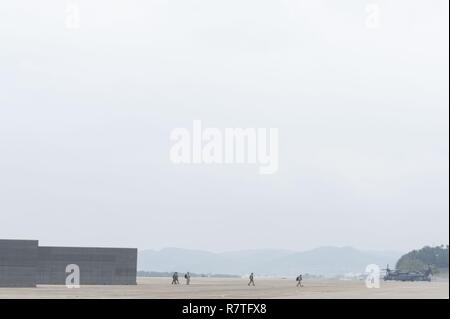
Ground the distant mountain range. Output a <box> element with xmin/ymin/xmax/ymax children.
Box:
<box><xmin>138</xmin><ymin>247</ymin><xmax>402</xmax><ymax>277</ymax></box>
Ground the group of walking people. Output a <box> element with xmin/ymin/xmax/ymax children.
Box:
<box><xmin>171</xmin><ymin>272</ymin><xmax>304</xmax><ymax>287</ymax></box>
<box><xmin>171</xmin><ymin>272</ymin><xmax>191</xmax><ymax>285</ymax></box>
<box><xmin>248</xmin><ymin>273</ymin><xmax>303</xmax><ymax>287</ymax></box>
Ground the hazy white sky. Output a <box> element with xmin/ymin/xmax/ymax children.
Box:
<box><xmin>0</xmin><ymin>0</ymin><xmax>448</xmax><ymax>252</ymax></box>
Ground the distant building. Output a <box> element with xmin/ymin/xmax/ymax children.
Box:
<box><xmin>0</xmin><ymin>239</ymin><xmax>137</xmax><ymax>287</ymax></box>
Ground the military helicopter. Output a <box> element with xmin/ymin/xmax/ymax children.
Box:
<box><xmin>383</xmin><ymin>264</ymin><xmax>432</xmax><ymax>282</ymax></box>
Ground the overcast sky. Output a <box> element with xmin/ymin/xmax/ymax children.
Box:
<box><xmin>0</xmin><ymin>0</ymin><xmax>448</xmax><ymax>253</ymax></box>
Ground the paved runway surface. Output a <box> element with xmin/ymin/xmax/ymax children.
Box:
<box><xmin>0</xmin><ymin>277</ymin><xmax>448</xmax><ymax>299</ymax></box>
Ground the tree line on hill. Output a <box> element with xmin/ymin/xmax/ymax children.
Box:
<box><xmin>396</xmin><ymin>245</ymin><xmax>449</xmax><ymax>274</ymax></box>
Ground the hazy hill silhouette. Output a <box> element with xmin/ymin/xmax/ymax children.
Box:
<box><xmin>138</xmin><ymin>246</ymin><xmax>402</xmax><ymax>276</ymax></box>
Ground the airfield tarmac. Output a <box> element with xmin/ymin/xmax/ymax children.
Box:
<box><xmin>0</xmin><ymin>277</ymin><xmax>448</xmax><ymax>299</ymax></box>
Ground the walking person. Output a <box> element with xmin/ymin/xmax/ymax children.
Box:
<box><xmin>172</xmin><ymin>272</ymin><xmax>179</xmax><ymax>285</ymax></box>
<box><xmin>248</xmin><ymin>272</ymin><xmax>255</xmax><ymax>286</ymax></box>
<box><xmin>296</xmin><ymin>274</ymin><xmax>303</xmax><ymax>287</ymax></box>
<box><xmin>185</xmin><ymin>272</ymin><xmax>191</xmax><ymax>285</ymax></box>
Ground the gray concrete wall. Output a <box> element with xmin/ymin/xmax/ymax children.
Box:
<box><xmin>37</xmin><ymin>246</ymin><xmax>137</xmax><ymax>285</ymax></box>
<box><xmin>0</xmin><ymin>239</ymin><xmax>38</xmax><ymax>287</ymax></box>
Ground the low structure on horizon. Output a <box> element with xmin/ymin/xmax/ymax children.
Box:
<box><xmin>0</xmin><ymin>239</ymin><xmax>137</xmax><ymax>287</ymax></box>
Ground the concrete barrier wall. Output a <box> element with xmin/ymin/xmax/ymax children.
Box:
<box><xmin>0</xmin><ymin>239</ymin><xmax>137</xmax><ymax>286</ymax></box>
<box><xmin>37</xmin><ymin>246</ymin><xmax>137</xmax><ymax>285</ymax></box>
<box><xmin>0</xmin><ymin>240</ymin><xmax>38</xmax><ymax>287</ymax></box>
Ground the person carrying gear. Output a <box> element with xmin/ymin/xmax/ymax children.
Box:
<box><xmin>172</xmin><ymin>272</ymin><xmax>179</xmax><ymax>285</ymax></box>
<box><xmin>296</xmin><ymin>274</ymin><xmax>303</xmax><ymax>287</ymax></box>
<box><xmin>248</xmin><ymin>272</ymin><xmax>255</xmax><ymax>286</ymax></box>
<box><xmin>185</xmin><ymin>272</ymin><xmax>191</xmax><ymax>285</ymax></box>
